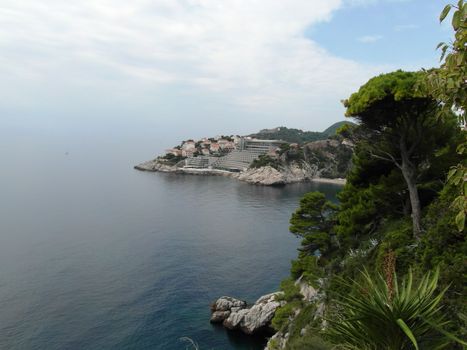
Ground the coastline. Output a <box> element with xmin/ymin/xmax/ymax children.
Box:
<box><xmin>134</xmin><ymin>159</ymin><xmax>346</xmax><ymax>186</ymax></box>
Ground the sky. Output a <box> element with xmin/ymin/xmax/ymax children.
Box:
<box><xmin>0</xmin><ymin>0</ymin><xmax>454</xmax><ymax>151</ymax></box>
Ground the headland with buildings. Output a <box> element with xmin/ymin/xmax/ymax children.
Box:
<box><xmin>135</xmin><ymin>130</ymin><xmax>351</xmax><ymax>186</ymax></box>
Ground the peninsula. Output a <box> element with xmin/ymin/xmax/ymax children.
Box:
<box><xmin>134</xmin><ymin>123</ymin><xmax>354</xmax><ymax>186</ymax></box>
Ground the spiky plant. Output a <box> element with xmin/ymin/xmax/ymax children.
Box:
<box><xmin>326</xmin><ymin>268</ymin><xmax>466</xmax><ymax>350</ymax></box>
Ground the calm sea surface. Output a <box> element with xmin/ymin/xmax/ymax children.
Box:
<box><xmin>0</xmin><ymin>133</ymin><xmax>341</xmax><ymax>350</ymax></box>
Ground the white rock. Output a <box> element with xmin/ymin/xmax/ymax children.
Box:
<box><xmin>213</xmin><ymin>296</ymin><xmax>247</xmax><ymax>312</ymax></box>
<box><xmin>210</xmin><ymin>311</ymin><xmax>230</xmax><ymax>323</ymax></box>
<box><xmin>211</xmin><ymin>292</ymin><xmax>283</xmax><ymax>334</ymax></box>
<box><xmin>294</xmin><ymin>275</ymin><xmax>318</xmax><ymax>302</ymax></box>
<box><xmin>223</xmin><ymin>308</ymin><xmax>249</xmax><ymax>329</ymax></box>
<box><xmin>210</xmin><ymin>296</ymin><xmax>247</xmax><ymax>323</ymax></box>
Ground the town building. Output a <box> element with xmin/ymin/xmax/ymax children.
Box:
<box><xmin>182</xmin><ymin>141</ymin><xmax>196</xmax><ymax>151</ymax></box>
<box><xmin>182</xmin><ymin>149</ymin><xmax>195</xmax><ymax>157</ymax></box>
<box><xmin>237</xmin><ymin>137</ymin><xmax>283</xmax><ymax>153</ymax></box>
<box><xmin>210</xmin><ymin>143</ymin><xmax>220</xmax><ymax>152</ymax></box>
<box><xmin>165</xmin><ymin>148</ymin><xmax>182</xmax><ymax>156</ymax></box>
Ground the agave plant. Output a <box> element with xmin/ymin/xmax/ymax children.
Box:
<box><xmin>326</xmin><ymin>268</ymin><xmax>466</xmax><ymax>350</ymax></box>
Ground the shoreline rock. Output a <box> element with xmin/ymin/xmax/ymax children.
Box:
<box><xmin>133</xmin><ymin>159</ymin><xmax>179</xmax><ymax>172</ymax></box>
<box><xmin>210</xmin><ymin>293</ymin><xmax>284</xmax><ymax>335</ymax></box>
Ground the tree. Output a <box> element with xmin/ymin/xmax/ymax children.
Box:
<box><xmin>428</xmin><ymin>0</ymin><xmax>466</xmax><ymax>124</ymax></box>
<box><xmin>426</xmin><ymin>0</ymin><xmax>467</xmax><ymax>231</ymax></box>
<box><xmin>343</xmin><ymin>70</ymin><xmax>455</xmax><ymax>239</ymax></box>
<box><xmin>289</xmin><ymin>192</ymin><xmax>338</xmax><ymax>258</ymax></box>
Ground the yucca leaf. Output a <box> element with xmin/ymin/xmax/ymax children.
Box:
<box><xmin>423</xmin><ymin>318</ymin><xmax>467</xmax><ymax>346</ymax></box>
<box><xmin>326</xmin><ymin>267</ymin><xmax>461</xmax><ymax>349</ymax></box>
<box><xmin>397</xmin><ymin>318</ymin><xmax>419</xmax><ymax>349</ymax></box>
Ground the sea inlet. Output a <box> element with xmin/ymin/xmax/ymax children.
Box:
<box><xmin>0</xmin><ymin>138</ymin><xmax>341</xmax><ymax>350</ymax></box>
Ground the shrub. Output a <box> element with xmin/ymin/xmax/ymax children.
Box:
<box><xmin>326</xmin><ymin>268</ymin><xmax>466</xmax><ymax>350</ymax></box>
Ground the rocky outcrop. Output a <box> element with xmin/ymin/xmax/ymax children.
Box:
<box><xmin>210</xmin><ymin>293</ymin><xmax>284</xmax><ymax>335</ymax></box>
<box><xmin>234</xmin><ymin>162</ymin><xmax>317</xmax><ymax>186</ymax></box>
<box><xmin>294</xmin><ymin>275</ymin><xmax>318</xmax><ymax>302</ymax></box>
<box><xmin>303</xmin><ymin>139</ymin><xmax>353</xmax><ymax>178</ymax></box>
<box><xmin>210</xmin><ymin>296</ymin><xmax>247</xmax><ymax>323</ymax></box>
<box><xmin>134</xmin><ymin>159</ymin><xmax>179</xmax><ymax>172</ymax></box>
<box><xmin>264</xmin><ymin>276</ymin><xmax>326</xmax><ymax>350</ymax></box>
<box><xmin>134</xmin><ymin>145</ymin><xmax>349</xmax><ymax>186</ymax></box>
<box><xmin>235</xmin><ymin>166</ymin><xmax>286</xmax><ymax>185</ymax></box>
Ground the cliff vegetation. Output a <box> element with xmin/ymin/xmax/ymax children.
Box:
<box><xmin>268</xmin><ymin>3</ymin><xmax>467</xmax><ymax>349</ymax></box>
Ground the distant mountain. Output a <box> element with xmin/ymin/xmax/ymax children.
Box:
<box><xmin>249</xmin><ymin>121</ymin><xmax>356</xmax><ymax>144</ymax></box>
<box><xmin>321</xmin><ymin>121</ymin><xmax>355</xmax><ymax>138</ymax></box>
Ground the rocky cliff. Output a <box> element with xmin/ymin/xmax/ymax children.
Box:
<box><xmin>264</xmin><ymin>276</ymin><xmax>325</xmax><ymax>350</ymax></box>
<box><xmin>233</xmin><ymin>161</ymin><xmax>317</xmax><ymax>186</ymax></box>
<box><xmin>209</xmin><ymin>276</ymin><xmax>326</xmax><ymax>350</ymax></box>
<box><xmin>302</xmin><ymin>138</ymin><xmax>353</xmax><ymax>179</ymax></box>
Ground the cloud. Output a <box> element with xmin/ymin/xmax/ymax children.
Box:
<box><xmin>357</xmin><ymin>35</ymin><xmax>383</xmax><ymax>43</ymax></box>
<box><xmin>0</xmin><ymin>0</ymin><xmax>387</xmax><ymax>127</ymax></box>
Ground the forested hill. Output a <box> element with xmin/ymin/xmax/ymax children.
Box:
<box><xmin>248</xmin><ymin>121</ymin><xmax>355</xmax><ymax>144</ymax></box>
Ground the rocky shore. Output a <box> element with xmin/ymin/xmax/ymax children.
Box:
<box><xmin>210</xmin><ymin>293</ymin><xmax>284</xmax><ymax>335</ymax></box>
<box><xmin>210</xmin><ymin>276</ymin><xmax>325</xmax><ymax>350</ymax></box>
<box><xmin>134</xmin><ymin>159</ymin><xmax>346</xmax><ymax>186</ymax></box>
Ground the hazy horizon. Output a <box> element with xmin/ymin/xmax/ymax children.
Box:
<box><xmin>1</xmin><ymin>0</ymin><xmax>452</xmax><ymax>157</ymax></box>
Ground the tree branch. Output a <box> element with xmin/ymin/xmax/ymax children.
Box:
<box><xmin>367</xmin><ymin>149</ymin><xmax>402</xmax><ymax>169</ymax></box>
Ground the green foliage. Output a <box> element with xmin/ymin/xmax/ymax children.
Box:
<box><xmin>336</xmin><ymin>122</ymin><xmax>357</xmax><ymax>139</ymax></box>
<box><xmin>287</xmin><ymin>304</ymin><xmax>318</xmax><ymax>338</ymax></box>
<box><xmin>375</xmin><ymin>219</ymin><xmax>414</xmax><ymax>275</ymax></box>
<box><xmin>343</xmin><ymin>70</ymin><xmax>429</xmax><ymax>117</ymax></box>
<box><xmin>334</xmin><ymin>145</ymin><xmax>353</xmax><ymax>175</ymax></box>
<box><xmin>160</xmin><ymin>154</ymin><xmax>186</xmax><ymax>165</ymax></box>
<box><xmin>283</xmin><ymin>304</ymin><xmax>332</xmax><ymax>350</ymax></box>
<box><xmin>272</xmin><ymin>278</ymin><xmax>305</xmax><ymax>331</ymax></box>
<box><xmin>321</xmin><ymin>121</ymin><xmax>356</xmax><ymax>138</ymax></box>
<box><xmin>286</xmin><ymin>335</ymin><xmax>332</xmax><ymax>350</ymax></box>
<box><xmin>304</xmin><ymin>140</ymin><xmax>353</xmax><ymax>178</ymax></box>
<box><xmin>278</xmin><ymin>143</ymin><xmax>290</xmax><ymax>154</ymax></box>
<box><xmin>343</xmin><ymin>70</ymin><xmax>460</xmax><ymax>239</ymax></box>
<box><xmin>272</xmin><ymin>301</ymin><xmax>302</xmax><ymax>332</ymax></box>
<box><xmin>249</xmin><ymin>122</ymin><xmax>356</xmax><ymax>145</ymax></box>
<box><xmin>250</xmin><ymin>127</ymin><xmax>322</xmax><ymax>144</ymax></box>
<box><xmin>277</xmin><ymin>278</ymin><xmax>303</xmax><ymax>303</ymax></box>
<box><xmin>250</xmin><ymin>154</ymin><xmax>282</xmax><ymax>169</ymax></box>
<box><xmin>275</xmin><ymin>7</ymin><xmax>467</xmax><ymax>349</ymax></box>
<box><xmin>290</xmin><ymin>255</ymin><xmax>323</xmax><ymax>287</ymax></box>
<box><xmin>427</xmin><ymin>0</ymin><xmax>467</xmax><ymax>232</ymax></box>
<box><xmin>289</xmin><ymin>192</ymin><xmax>338</xmax><ymax>258</ymax></box>
<box><xmin>326</xmin><ymin>269</ymin><xmax>466</xmax><ymax>350</ymax></box>
<box><xmin>417</xmin><ymin>183</ymin><xmax>467</xmax><ymax>339</ymax></box>
<box><xmin>283</xmin><ymin>147</ymin><xmax>305</xmax><ymax>163</ymax></box>
<box><xmin>428</xmin><ymin>0</ymin><xmax>466</xmax><ymax>123</ymax></box>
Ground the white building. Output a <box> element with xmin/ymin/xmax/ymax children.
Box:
<box><xmin>182</xmin><ymin>141</ymin><xmax>196</xmax><ymax>151</ymax></box>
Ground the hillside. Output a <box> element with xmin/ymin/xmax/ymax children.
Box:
<box><xmin>321</xmin><ymin>121</ymin><xmax>355</xmax><ymax>138</ymax></box>
<box><xmin>248</xmin><ymin>121</ymin><xmax>355</xmax><ymax>144</ymax></box>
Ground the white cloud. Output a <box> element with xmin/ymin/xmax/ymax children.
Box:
<box><xmin>357</xmin><ymin>34</ymin><xmax>383</xmax><ymax>43</ymax></box>
<box><xmin>0</xmin><ymin>0</ymin><xmax>387</xmax><ymax>128</ymax></box>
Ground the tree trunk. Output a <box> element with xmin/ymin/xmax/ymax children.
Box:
<box><xmin>400</xmin><ymin>153</ymin><xmax>422</xmax><ymax>239</ymax></box>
